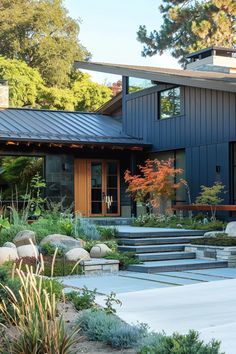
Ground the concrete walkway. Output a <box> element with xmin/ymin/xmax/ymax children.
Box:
<box><xmin>96</xmin><ymin>278</ymin><xmax>236</xmax><ymax>354</ymax></box>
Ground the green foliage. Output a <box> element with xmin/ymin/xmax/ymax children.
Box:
<box><xmin>71</xmin><ymin>72</ymin><xmax>111</xmax><ymax>112</ymax></box>
<box><xmin>58</xmin><ymin>218</ymin><xmax>74</xmax><ymax>236</ymax></box>
<box><xmin>139</xmin><ymin>330</ymin><xmax>223</xmax><ymax>354</ymax></box>
<box><xmin>137</xmin><ymin>0</ymin><xmax>236</xmax><ymax>66</ymax></box>
<box><xmin>133</xmin><ymin>214</ymin><xmax>226</xmax><ymax>231</ymax></box>
<box><xmin>67</xmin><ymin>288</ymin><xmax>97</xmax><ymax>311</ymax></box>
<box><xmin>0</xmin><ymin>56</ymin><xmax>43</xmax><ymax>107</ymax></box>
<box><xmin>104</xmin><ymin>291</ymin><xmax>122</xmax><ymax>315</ymax></box>
<box><xmin>78</xmin><ymin>309</ymin><xmax>148</xmax><ymax>349</ymax></box>
<box><xmin>0</xmin><ymin>217</ymin><xmax>10</xmax><ymax>230</ymax></box>
<box><xmin>0</xmin><ymin>0</ymin><xmax>89</xmax><ymax>87</ymax></box>
<box><xmin>40</xmin><ymin>241</ymin><xmax>65</xmax><ymax>257</ymax></box>
<box><xmin>191</xmin><ymin>235</ymin><xmax>236</xmax><ymax>246</ymax></box>
<box><xmin>75</xmin><ymin>218</ymin><xmax>101</xmax><ymax>241</ymax></box>
<box><xmin>28</xmin><ymin>173</ymin><xmax>46</xmax><ymax>217</ymax></box>
<box><xmin>97</xmin><ymin>226</ymin><xmax>118</xmax><ymax>240</ymax></box>
<box><xmin>84</xmin><ymin>239</ymin><xmax>118</xmax><ymax>253</ymax></box>
<box><xmin>0</xmin><ymin>224</ymin><xmax>28</xmax><ymax>246</ymax></box>
<box><xmin>196</xmin><ymin>182</ymin><xmax>225</xmax><ymax>206</ymax></box>
<box><xmin>105</xmin><ymin>251</ymin><xmax>140</xmax><ymax>270</ymax></box>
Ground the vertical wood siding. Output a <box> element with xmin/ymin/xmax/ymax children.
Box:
<box><xmin>123</xmin><ymin>86</ymin><xmax>236</xmax><ymax>201</ymax></box>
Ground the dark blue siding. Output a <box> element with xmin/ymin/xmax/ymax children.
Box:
<box><xmin>123</xmin><ymin>84</ymin><xmax>236</xmax><ymax>202</ymax></box>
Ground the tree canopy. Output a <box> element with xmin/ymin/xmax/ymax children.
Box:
<box><xmin>137</xmin><ymin>0</ymin><xmax>236</xmax><ymax>66</ymax></box>
<box><xmin>0</xmin><ymin>0</ymin><xmax>90</xmax><ymax>87</ymax></box>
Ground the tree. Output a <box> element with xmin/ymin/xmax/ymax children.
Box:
<box><xmin>0</xmin><ymin>0</ymin><xmax>90</xmax><ymax>87</ymax></box>
<box><xmin>71</xmin><ymin>72</ymin><xmax>112</xmax><ymax>112</ymax></box>
<box><xmin>137</xmin><ymin>0</ymin><xmax>236</xmax><ymax>66</ymax></box>
<box><xmin>0</xmin><ymin>56</ymin><xmax>43</xmax><ymax>107</ymax></box>
<box><xmin>124</xmin><ymin>159</ymin><xmax>184</xmax><ymax>215</ymax></box>
<box><xmin>196</xmin><ymin>181</ymin><xmax>226</xmax><ymax>220</ymax></box>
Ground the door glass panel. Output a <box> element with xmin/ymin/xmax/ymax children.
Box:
<box><xmin>106</xmin><ymin>162</ymin><xmax>118</xmax><ymax>214</ymax></box>
<box><xmin>91</xmin><ymin>162</ymin><xmax>102</xmax><ymax>214</ymax></box>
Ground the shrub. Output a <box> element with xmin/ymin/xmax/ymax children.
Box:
<box><xmin>97</xmin><ymin>226</ymin><xmax>118</xmax><ymax>240</ymax></box>
<box><xmin>78</xmin><ymin>309</ymin><xmax>147</xmax><ymax>349</ymax></box>
<box><xmin>67</xmin><ymin>288</ymin><xmax>97</xmax><ymax>310</ymax></box>
<box><xmin>138</xmin><ymin>330</ymin><xmax>223</xmax><ymax>354</ymax></box>
<box><xmin>74</xmin><ymin>218</ymin><xmax>101</xmax><ymax>241</ymax></box>
<box><xmin>41</xmin><ymin>241</ymin><xmax>65</xmax><ymax>257</ymax></box>
<box><xmin>105</xmin><ymin>251</ymin><xmax>140</xmax><ymax>270</ymax></box>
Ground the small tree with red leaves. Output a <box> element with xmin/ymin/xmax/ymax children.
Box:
<box><xmin>124</xmin><ymin>159</ymin><xmax>184</xmax><ymax>215</ymax></box>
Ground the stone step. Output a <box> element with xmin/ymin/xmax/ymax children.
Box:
<box><xmin>118</xmin><ymin>236</ymin><xmax>201</xmax><ymax>246</ymax></box>
<box><xmin>83</xmin><ymin>217</ymin><xmax>133</xmax><ymax>226</ymax></box>
<box><xmin>127</xmin><ymin>259</ymin><xmax>228</xmax><ymax>273</ymax></box>
<box><xmin>117</xmin><ymin>228</ymin><xmax>205</xmax><ymax>239</ymax></box>
<box><xmin>136</xmin><ymin>251</ymin><xmax>196</xmax><ymax>262</ymax></box>
<box><xmin>118</xmin><ymin>244</ymin><xmax>185</xmax><ymax>253</ymax></box>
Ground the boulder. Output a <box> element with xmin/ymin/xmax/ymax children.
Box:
<box><xmin>203</xmin><ymin>231</ymin><xmax>224</xmax><ymax>238</ymax></box>
<box><xmin>225</xmin><ymin>222</ymin><xmax>236</xmax><ymax>237</ymax></box>
<box><xmin>0</xmin><ymin>247</ymin><xmax>18</xmax><ymax>265</ymax></box>
<box><xmin>17</xmin><ymin>244</ymin><xmax>39</xmax><ymax>259</ymax></box>
<box><xmin>3</xmin><ymin>242</ymin><xmax>16</xmax><ymax>248</ymax></box>
<box><xmin>13</xmin><ymin>230</ymin><xmax>36</xmax><ymax>247</ymax></box>
<box><xmin>90</xmin><ymin>243</ymin><xmax>112</xmax><ymax>258</ymax></box>
<box><xmin>40</xmin><ymin>234</ymin><xmax>82</xmax><ymax>253</ymax></box>
<box><xmin>65</xmin><ymin>248</ymin><xmax>90</xmax><ymax>262</ymax></box>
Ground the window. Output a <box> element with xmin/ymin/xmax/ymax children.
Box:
<box><xmin>128</xmin><ymin>77</ymin><xmax>155</xmax><ymax>93</ymax></box>
<box><xmin>159</xmin><ymin>87</ymin><xmax>181</xmax><ymax>119</ymax></box>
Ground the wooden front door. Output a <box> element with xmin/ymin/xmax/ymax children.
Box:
<box><xmin>74</xmin><ymin>159</ymin><xmax>120</xmax><ymax>216</ymax></box>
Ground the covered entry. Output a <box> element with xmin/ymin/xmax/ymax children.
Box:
<box><xmin>74</xmin><ymin>159</ymin><xmax>120</xmax><ymax>216</ymax></box>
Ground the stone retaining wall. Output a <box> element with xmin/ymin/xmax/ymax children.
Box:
<box><xmin>81</xmin><ymin>258</ymin><xmax>119</xmax><ymax>275</ymax></box>
<box><xmin>185</xmin><ymin>245</ymin><xmax>236</xmax><ymax>267</ymax></box>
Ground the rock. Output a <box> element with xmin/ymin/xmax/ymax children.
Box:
<box><xmin>40</xmin><ymin>234</ymin><xmax>82</xmax><ymax>253</ymax></box>
<box><xmin>90</xmin><ymin>243</ymin><xmax>112</xmax><ymax>258</ymax></box>
<box><xmin>17</xmin><ymin>244</ymin><xmax>39</xmax><ymax>258</ymax></box>
<box><xmin>65</xmin><ymin>248</ymin><xmax>90</xmax><ymax>262</ymax></box>
<box><xmin>3</xmin><ymin>242</ymin><xmax>16</xmax><ymax>248</ymax></box>
<box><xmin>203</xmin><ymin>231</ymin><xmax>224</xmax><ymax>238</ymax></box>
<box><xmin>225</xmin><ymin>222</ymin><xmax>236</xmax><ymax>237</ymax></box>
<box><xmin>0</xmin><ymin>247</ymin><xmax>18</xmax><ymax>265</ymax></box>
<box><xmin>13</xmin><ymin>230</ymin><xmax>36</xmax><ymax>247</ymax></box>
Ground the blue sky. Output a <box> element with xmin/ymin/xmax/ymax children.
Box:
<box><xmin>64</xmin><ymin>0</ymin><xmax>179</xmax><ymax>83</ymax></box>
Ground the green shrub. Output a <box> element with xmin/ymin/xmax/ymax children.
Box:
<box><xmin>41</xmin><ymin>241</ymin><xmax>65</xmax><ymax>257</ymax></box>
<box><xmin>67</xmin><ymin>288</ymin><xmax>97</xmax><ymax>310</ymax></box>
<box><xmin>139</xmin><ymin>330</ymin><xmax>223</xmax><ymax>354</ymax></box>
<box><xmin>97</xmin><ymin>226</ymin><xmax>118</xmax><ymax>240</ymax></box>
<box><xmin>74</xmin><ymin>218</ymin><xmax>101</xmax><ymax>240</ymax></box>
<box><xmin>191</xmin><ymin>235</ymin><xmax>236</xmax><ymax>246</ymax></box>
<box><xmin>58</xmin><ymin>218</ymin><xmax>74</xmax><ymax>236</ymax></box>
<box><xmin>78</xmin><ymin>309</ymin><xmax>147</xmax><ymax>349</ymax></box>
<box><xmin>105</xmin><ymin>251</ymin><xmax>140</xmax><ymax>270</ymax></box>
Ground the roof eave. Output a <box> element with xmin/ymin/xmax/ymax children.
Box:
<box><xmin>75</xmin><ymin>61</ymin><xmax>236</xmax><ymax>93</ymax></box>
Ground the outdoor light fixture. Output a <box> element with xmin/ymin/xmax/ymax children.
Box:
<box><xmin>62</xmin><ymin>162</ymin><xmax>68</xmax><ymax>171</ymax></box>
<box><xmin>216</xmin><ymin>165</ymin><xmax>221</xmax><ymax>173</ymax></box>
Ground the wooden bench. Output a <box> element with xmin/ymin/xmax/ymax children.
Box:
<box><xmin>173</xmin><ymin>205</ymin><xmax>236</xmax><ymax>211</ymax></box>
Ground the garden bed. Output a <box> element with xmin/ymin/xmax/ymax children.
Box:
<box><xmin>186</xmin><ymin>240</ymin><xmax>236</xmax><ymax>267</ymax></box>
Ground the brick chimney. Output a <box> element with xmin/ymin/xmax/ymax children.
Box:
<box><xmin>185</xmin><ymin>47</ymin><xmax>236</xmax><ymax>74</ymax></box>
<box><xmin>0</xmin><ymin>80</ymin><xmax>9</xmax><ymax>109</ymax></box>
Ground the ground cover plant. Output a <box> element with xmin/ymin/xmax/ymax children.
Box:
<box><xmin>105</xmin><ymin>251</ymin><xmax>141</xmax><ymax>270</ymax></box>
<box><xmin>191</xmin><ymin>235</ymin><xmax>236</xmax><ymax>247</ymax></box>
<box><xmin>67</xmin><ymin>288</ymin><xmax>97</xmax><ymax>311</ymax></box>
<box><xmin>133</xmin><ymin>214</ymin><xmax>226</xmax><ymax>231</ymax></box>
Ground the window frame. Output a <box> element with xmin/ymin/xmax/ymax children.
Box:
<box><xmin>158</xmin><ymin>86</ymin><xmax>183</xmax><ymax>120</ymax></box>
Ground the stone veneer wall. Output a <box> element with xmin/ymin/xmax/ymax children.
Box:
<box><xmin>185</xmin><ymin>245</ymin><xmax>236</xmax><ymax>267</ymax></box>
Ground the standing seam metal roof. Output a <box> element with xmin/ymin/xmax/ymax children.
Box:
<box><xmin>0</xmin><ymin>108</ymin><xmax>147</xmax><ymax>145</ymax></box>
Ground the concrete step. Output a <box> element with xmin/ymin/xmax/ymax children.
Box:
<box><xmin>136</xmin><ymin>251</ymin><xmax>196</xmax><ymax>262</ymax></box>
<box><xmin>118</xmin><ymin>244</ymin><xmax>185</xmax><ymax>253</ymax></box>
<box><xmin>127</xmin><ymin>259</ymin><xmax>228</xmax><ymax>273</ymax></box>
<box><xmin>117</xmin><ymin>228</ymin><xmax>205</xmax><ymax>239</ymax></box>
<box><xmin>83</xmin><ymin>217</ymin><xmax>133</xmax><ymax>226</ymax></box>
<box><xmin>118</xmin><ymin>236</ymin><xmax>202</xmax><ymax>246</ymax></box>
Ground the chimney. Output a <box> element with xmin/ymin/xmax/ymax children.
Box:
<box><xmin>0</xmin><ymin>80</ymin><xmax>9</xmax><ymax>109</ymax></box>
<box><xmin>185</xmin><ymin>46</ymin><xmax>236</xmax><ymax>74</ymax></box>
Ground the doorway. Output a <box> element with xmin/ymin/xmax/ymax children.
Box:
<box><xmin>74</xmin><ymin>159</ymin><xmax>120</xmax><ymax>216</ymax></box>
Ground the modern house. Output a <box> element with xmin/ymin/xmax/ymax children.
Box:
<box><xmin>1</xmin><ymin>46</ymin><xmax>236</xmax><ymax>217</ymax></box>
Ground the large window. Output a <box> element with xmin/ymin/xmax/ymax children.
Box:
<box><xmin>128</xmin><ymin>77</ymin><xmax>155</xmax><ymax>93</ymax></box>
<box><xmin>159</xmin><ymin>87</ymin><xmax>181</xmax><ymax>119</ymax></box>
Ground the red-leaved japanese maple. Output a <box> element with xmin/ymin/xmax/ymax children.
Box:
<box><xmin>124</xmin><ymin>159</ymin><xmax>184</xmax><ymax>214</ymax></box>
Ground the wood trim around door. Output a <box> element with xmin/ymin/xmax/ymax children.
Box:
<box><xmin>74</xmin><ymin>159</ymin><xmax>120</xmax><ymax>217</ymax></box>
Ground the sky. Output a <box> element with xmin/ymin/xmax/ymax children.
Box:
<box><xmin>64</xmin><ymin>0</ymin><xmax>180</xmax><ymax>84</ymax></box>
